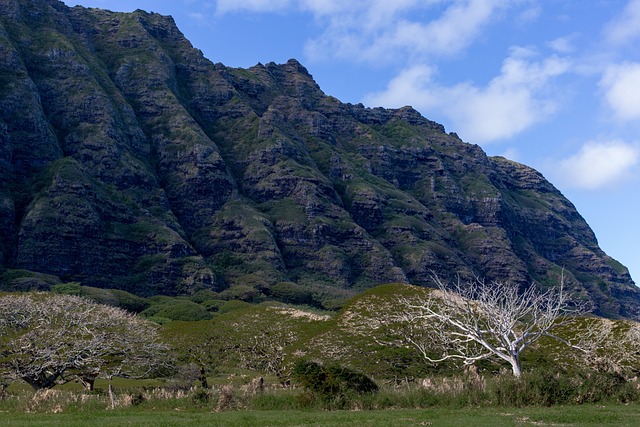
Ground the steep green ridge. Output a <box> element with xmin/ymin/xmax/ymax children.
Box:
<box><xmin>0</xmin><ymin>0</ymin><xmax>637</xmax><ymax>318</ymax></box>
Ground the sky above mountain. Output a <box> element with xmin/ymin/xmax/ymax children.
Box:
<box><xmin>62</xmin><ymin>0</ymin><xmax>639</xmax><ymax>284</ymax></box>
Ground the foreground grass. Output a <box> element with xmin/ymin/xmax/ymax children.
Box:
<box><xmin>1</xmin><ymin>405</ymin><xmax>639</xmax><ymax>427</ymax></box>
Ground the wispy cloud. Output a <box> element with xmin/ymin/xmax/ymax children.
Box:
<box><xmin>500</xmin><ymin>147</ymin><xmax>521</xmax><ymax>162</ymax></box>
<box><xmin>555</xmin><ymin>141</ymin><xmax>639</xmax><ymax>190</ymax></box>
<box><xmin>364</xmin><ymin>49</ymin><xmax>570</xmax><ymax>143</ymax></box>
<box><xmin>547</xmin><ymin>34</ymin><xmax>578</xmax><ymax>54</ymax></box>
<box><xmin>515</xmin><ymin>4</ymin><xmax>541</xmax><ymax>25</ymax></box>
<box><xmin>604</xmin><ymin>0</ymin><xmax>640</xmax><ymax>45</ymax></box>
<box><xmin>214</xmin><ymin>0</ymin><xmax>512</xmax><ymax>63</ymax></box>
<box><xmin>216</xmin><ymin>0</ymin><xmax>294</xmax><ymax>14</ymax></box>
<box><xmin>308</xmin><ymin>0</ymin><xmax>512</xmax><ymax>63</ymax></box>
<box><xmin>599</xmin><ymin>62</ymin><xmax>640</xmax><ymax>122</ymax></box>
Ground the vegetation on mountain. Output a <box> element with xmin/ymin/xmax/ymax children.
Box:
<box><xmin>0</xmin><ymin>0</ymin><xmax>637</xmax><ymax>319</ymax></box>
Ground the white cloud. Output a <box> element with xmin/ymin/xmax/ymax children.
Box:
<box><xmin>556</xmin><ymin>141</ymin><xmax>639</xmax><ymax>190</ymax></box>
<box><xmin>216</xmin><ymin>0</ymin><xmax>294</xmax><ymax>14</ymax></box>
<box><xmin>364</xmin><ymin>49</ymin><xmax>570</xmax><ymax>143</ymax></box>
<box><xmin>515</xmin><ymin>4</ymin><xmax>541</xmax><ymax>25</ymax></box>
<box><xmin>215</xmin><ymin>0</ymin><xmax>422</xmax><ymax>16</ymax></box>
<box><xmin>215</xmin><ymin>0</ymin><xmax>511</xmax><ymax>63</ymax></box>
<box><xmin>547</xmin><ymin>35</ymin><xmax>577</xmax><ymax>54</ymax></box>
<box><xmin>500</xmin><ymin>147</ymin><xmax>520</xmax><ymax>162</ymax></box>
<box><xmin>604</xmin><ymin>0</ymin><xmax>640</xmax><ymax>45</ymax></box>
<box><xmin>600</xmin><ymin>62</ymin><xmax>640</xmax><ymax>122</ymax></box>
<box><xmin>188</xmin><ymin>12</ymin><xmax>207</xmax><ymax>23</ymax></box>
<box><xmin>306</xmin><ymin>0</ymin><xmax>510</xmax><ymax>63</ymax></box>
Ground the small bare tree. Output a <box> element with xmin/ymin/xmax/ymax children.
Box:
<box><xmin>236</xmin><ymin>324</ymin><xmax>297</xmax><ymax>380</ymax></box>
<box><xmin>382</xmin><ymin>277</ymin><xmax>585</xmax><ymax>377</ymax></box>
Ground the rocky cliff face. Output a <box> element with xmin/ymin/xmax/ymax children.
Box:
<box><xmin>0</xmin><ymin>0</ymin><xmax>638</xmax><ymax>317</ymax></box>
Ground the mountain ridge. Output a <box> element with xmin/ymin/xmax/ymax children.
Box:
<box><xmin>0</xmin><ymin>0</ymin><xmax>637</xmax><ymax>318</ymax></box>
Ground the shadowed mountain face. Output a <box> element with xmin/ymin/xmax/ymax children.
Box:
<box><xmin>0</xmin><ymin>0</ymin><xmax>637</xmax><ymax>317</ymax></box>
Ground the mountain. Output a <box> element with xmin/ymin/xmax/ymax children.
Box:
<box><xmin>0</xmin><ymin>0</ymin><xmax>638</xmax><ymax>318</ymax></box>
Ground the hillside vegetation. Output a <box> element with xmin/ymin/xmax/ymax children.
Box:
<box><xmin>1</xmin><ymin>285</ymin><xmax>639</xmax><ymax>418</ymax></box>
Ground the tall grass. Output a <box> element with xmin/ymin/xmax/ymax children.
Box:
<box><xmin>0</xmin><ymin>369</ymin><xmax>638</xmax><ymax>414</ymax></box>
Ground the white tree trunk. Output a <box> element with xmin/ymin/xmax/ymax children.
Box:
<box><xmin>510</xmin><ymin>357</ymin><xmax>522</xmax><ymax>377</ymax></box>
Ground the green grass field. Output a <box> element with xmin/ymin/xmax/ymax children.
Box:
<box><xmin>1</xmin><ymin>405</ymin><xmax>639</xmax><ymax>427</ymax></box>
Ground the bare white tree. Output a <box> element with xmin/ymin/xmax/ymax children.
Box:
<box><xmin>0</xmin><ymin>293</ymin><xmax>169</xmax><ymax>394</ymax></box>
<box><xmin>381</xmin><ymin>277</ymin><xmax>584</xmax><ymax>377</ymax></box>
<box><xmin>73</xmin><ymin>305</ymin><xmax>171</xmax><ymax>390</ymax></box>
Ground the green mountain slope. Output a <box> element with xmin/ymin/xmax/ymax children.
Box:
<box><xmin>0</xmin><ymin>0</ymin><xmax>637</xmax><ymax>318</ymax></box>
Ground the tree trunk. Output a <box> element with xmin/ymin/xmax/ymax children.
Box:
<box><xmin>24</xmin><ymin>375</ymin><xmax>57</xmax><ymax>391</ymax></box>
<box><xmin>80</xmin><ymin>375</ymin><xmax>96</xmax><ymax>391</ymax></box>
<box><xmin>510</xmin><ymin>357</ymin><xmax>522</xmax><ymax>377</ymax></box>
<box><xmin>198</xmin><ymin>366</ymin><xmax>208</xmax><ymax>389</ymax></box>
<box><xmin>108</xmin><ymin>382</ymin><xmax>116</xmax><ymax>409</ymax></box>
<box><xmin>1</xmin><ymin>383</ymin><xmax>6</xmax><ymax>400</ymax></box>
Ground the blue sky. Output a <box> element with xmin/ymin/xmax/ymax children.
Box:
<box><xmin>62</xmin><ymin>0</ymin><xmax>639</xmax><ymax>285</ymax></box>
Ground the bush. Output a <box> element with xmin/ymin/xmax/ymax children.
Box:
<box><xmin>217</xmin><ymin>300</ymin><xmax>252</xmax><ymax>314</ymax></box>
<box><xmin>201</xmin><ymin>299</ymin><xmax>226</xmax><ymax>312</ymax></box>
<box><xmin>489</xmin><ymin>370</ymin><xmax>574</xmax><ymax>407</ymax></box>
<box><xmin>486</xmin><ymin>369</ymin><xmax>640</xmax><ymax>407</ymax></box>
<box><xmin>142</xmin><ymin>300</ymin><xmax>212</xmax><ymax>321</ymax></box>
<box><xmin>218</xmin><ymin>285</ymin><xmax>260</xmax><ymax>302</ymax></box>
<box><xmin>270</xmin><ymin>282</ymin><xmax>315</xmax><ymax>306</ymax></box>
<box><xmin>52</xmin><ymin>283</ymin><xmax>150</xmax><ymax>312</ymax></box>
<box><xmin>51</xmin><ymin>282</ymin><xmax>83</xmax><ymax>295</ymax></box>
<box><xmin>0</xmin><ymin>270</ymin><xmax>60</xmax><ymax>292</ymax></box>
<box><xmin>575</xmin><ymin>371</ymin><xmax>638</xmax><ymax>403</ymax></box>
<box><xmin>292</xmin><ymin>360</ymin><xmax>378</xmax><ymax>403</ymax></box>
<box><xmin>189</xmin><ymin>289</ymin><xmax>219</xmax><ymax>304</ymax></box>
<box><xmin>83</xmin><ymin>287</ymin><xmax>150</xmax><ymax>312</ymax></box>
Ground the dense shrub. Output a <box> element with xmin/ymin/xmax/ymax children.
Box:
<box><xmin>292</xmin><ymin>360</ymin><xmax>378</xmax><ymax>402</ymax></box>
<box><xmin>487</xmin><ymin>369</ymin><xmax>640</xmax><ymax>407</ymax></box>
<box><xmin>217</xmin><ymin>300</ymin><xmax>252</xmax><ymax>314</ymax></box>
<box><xmin>574</xmin><ymin>371</ymin><xmax>637</xmax><ymax>403</ymax></box>
<box><xmin>218</xmin><ymin>285</ymin><xmax>260</xmax><ymax>302</ymax></box>
<box><xmin>189</xmin><ymin>289</ymin><xmax>219</xmax><ymax>304</ymax></box>
<box><xmin>142</xmin><ymin>300</ymin><xmax>212</xmax><ymax>322</ymax></box>
<box><xmin>52</xmin><ymin>283</ymin><xmax>149</xmax><ymax>312</ymax></box>
<box><xmin>51</xmin><ymin>282</ymin><xmax>83</xmax><ymax>295</ymax></box>
<box><xmin>270</xmin><ymin>282</ymin><xmax>315</xmax><ymax>306</ymax></box>
<box><xmin>201</xmin><ymin>299</ymin><xmax>226</xmax><ymax>312</ymax></box>
<box><xmin>0</xmin><ymin>270</ymin><xmax>60</xmax><ymax>292</ymax></box>
<box><xmin>83</xmin><ymin>287</ymin><xmax>150</xmax><ymax>312</ymax></box>
<box><xmin>489</xmin><ymin>370</ymin><xmax>575</xmax><ymax>406</ymax></box>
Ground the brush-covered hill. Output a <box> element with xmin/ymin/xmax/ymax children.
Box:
<box><xmin>0</xmin><ymin>0</ymin><xmax>638</xmax><ymax>318</ymax></box>
<box><xmin>162</xmin><ymin>283</ymin><xmax>640</xmax><ymax>381</ymax></box>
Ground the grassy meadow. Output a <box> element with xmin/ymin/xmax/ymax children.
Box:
<box><xmin>1</xmin><ymin>405</ymin><xmax>639</xmax><ymax>427</ymax></box>
<box><xmin>1</xmin><ymin>374</ymin><xmax>639</xmax><ymax>426</ymax></box>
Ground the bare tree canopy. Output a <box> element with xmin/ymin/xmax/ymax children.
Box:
<box><xmin>376</xmin><ymin>277</ymin><xmax>586</xmax><ymax>377</ymax></box>
<box><xmin>0</xmin><ymin>293</ymin><xmax>169</xmax><ymax>390</ymax></box>
<box><xmin>568</xmin><ymin>318</ymin><xmax>640</xmax><ymax>378</ymax></box>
